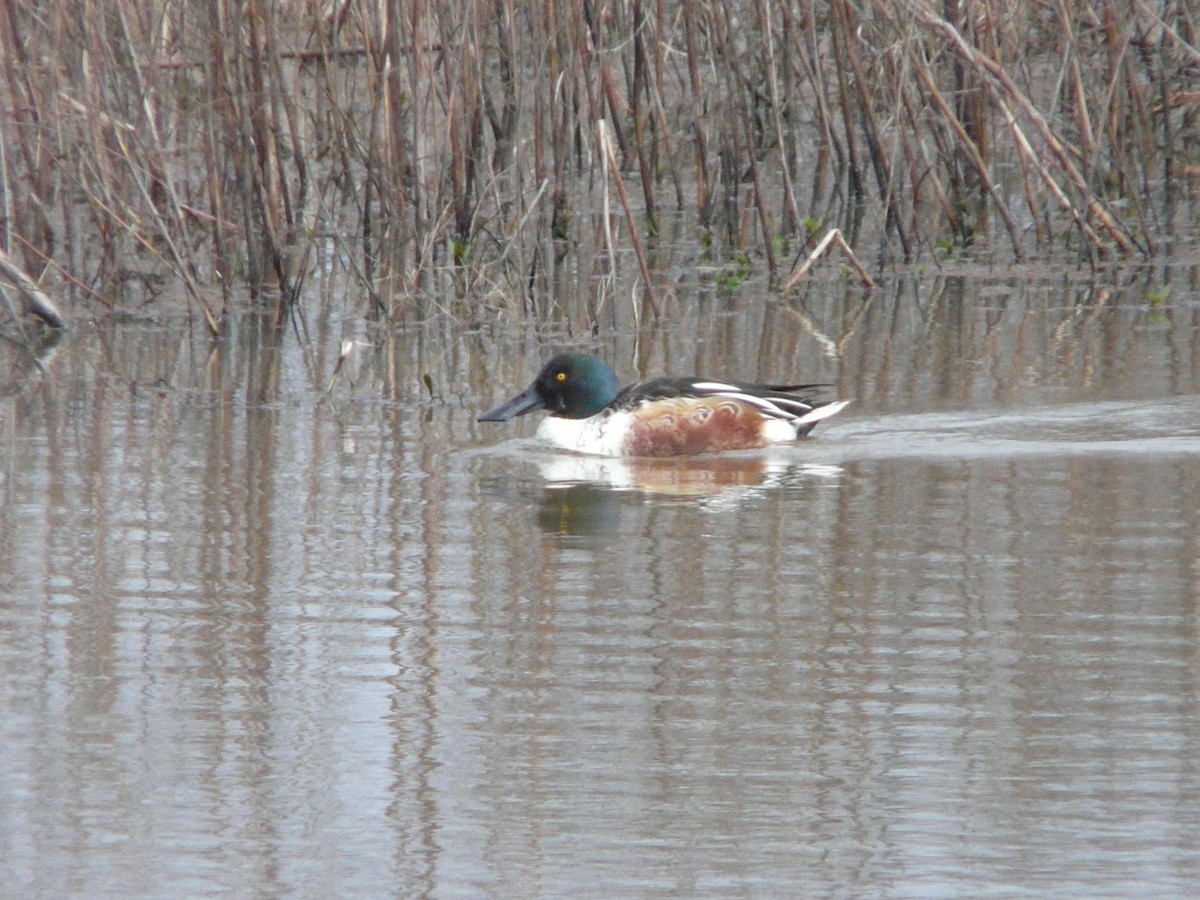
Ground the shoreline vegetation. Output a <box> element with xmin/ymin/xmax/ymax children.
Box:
<box><xmin>1</xmin><ymin>1</ymin><xmax>1197</xmax><ymax>332</ymax></box>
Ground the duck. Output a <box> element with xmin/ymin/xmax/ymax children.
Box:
<box><xmin>478</xmin><ymin>352</ymin><xmax>850</xmax><ymax>457</ymax></box>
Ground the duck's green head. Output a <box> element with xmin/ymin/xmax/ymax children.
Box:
<box><xmin>478</xmin><ymin>353</ymin><xmax>621</xmax><ymax>422</ymax></box>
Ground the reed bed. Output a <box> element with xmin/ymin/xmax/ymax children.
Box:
<box><xmin>1</xmin><ymin>0</ymin><xmax>1196</xmax><ymax>330</ymax></box>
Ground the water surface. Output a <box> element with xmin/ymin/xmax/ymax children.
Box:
<box><xmin>3</xmin><ymin>272</ymin><xmax>1200</xmax><ymax>896</ymax></box>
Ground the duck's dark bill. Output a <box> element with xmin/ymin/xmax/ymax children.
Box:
<box><xmin>478</xmin><ymin>384</ymin><xmax>545</xmax><ymax>422</ymax></box>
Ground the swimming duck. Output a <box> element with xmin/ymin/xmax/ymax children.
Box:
<box><xmin>478</xmin><ymin>353</ymin><xmax>849</xmax><ymax>457</ymax></box>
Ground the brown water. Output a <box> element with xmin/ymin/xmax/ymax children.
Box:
<box><xmin>3</xmin><ymin>271</ymin><xmax>1200</xmax><ymax>896</ymax></box>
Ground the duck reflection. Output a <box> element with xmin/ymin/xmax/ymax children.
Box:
<box><xmin>533</xmin><ymin>452</ymin><xmax>842</xmax><ymax>539</ymax></box>
<box><xmin>536</xmin><ymin>482</ymin><xmax>623</xmax><ymax>539</ymax></box>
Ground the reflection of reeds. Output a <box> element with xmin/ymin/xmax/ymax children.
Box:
<box><xmin>1</xmin><ymin>1</ymin><xmax>1192</xmax><ymax>326</ymax></box>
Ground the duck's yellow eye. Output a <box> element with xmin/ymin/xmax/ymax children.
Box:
<box><xmin>556</xmin><ymin>371</ymin><xmax>567</xmax><ymax>383</ymax></box>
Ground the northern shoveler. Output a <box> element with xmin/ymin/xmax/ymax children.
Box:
<box><xmin>477</xmin><ymin>352</ymin><xmax>850</xmax><ymax>457</ymax></box>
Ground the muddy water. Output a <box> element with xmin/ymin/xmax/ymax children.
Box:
<box><xmin>3</xmin><ymin>272</ymin><xmax>1200</xmax><ymax>896</ymax></box>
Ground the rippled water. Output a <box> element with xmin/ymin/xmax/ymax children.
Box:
<box><xmin>3</xmin><ymin>272</ymin><xmax>1200</xmax><ymax>896</ymax></box>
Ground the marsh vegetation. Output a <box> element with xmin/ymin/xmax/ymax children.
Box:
<box><xmin>1</xmin><ymin>0</ymin><xmax>1197</xmax><ymax>332</ymax></box>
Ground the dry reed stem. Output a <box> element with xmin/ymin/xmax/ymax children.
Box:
<box><xmin>904</xmin><ymin>44</ymin><xmax>1024</xmax><ymax>257</ymax></box>
<box><xmin>757</xmin><ymin>0</ymin><xmax>801</xmax><ymax>235</ymax></box>
<box><xmin>1135</xmin><ymin>1</ymin><xmax>1200</xmax><ymax>69</ymax></box>
<box><xmin>996</xmin><ymin>94</ymin><xmax>1108</xmax><ymax>253</ymax></box>
<box><xmin>598</xmin><ymin>119</ymin><xmax>660</xmax><ymax>322</ymax></box>
<box><xmin>681</xmin><ymin>0</ymin><xmax>711</xmax><ymax>223</ymax></box>
<box><xmin>784</xmin><ymin>228</ymin><xmax>875</xmax><ymax>291</ymax></box>
<box><xmin>911</xmin><ymin>1</ymin><xmax>1137</xmax><ymax>254</ymax></box>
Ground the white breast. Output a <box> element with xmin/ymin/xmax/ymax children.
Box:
<box><xmin>537</xmin><ymin>411</ymin><xmax>633</xmax><ymax>456</ymax></box>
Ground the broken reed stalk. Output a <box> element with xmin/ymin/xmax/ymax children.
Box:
<box><xmin>783</xmin><ymin>228</ymin><xmax>875</xmax><ymax>291</ymax></box>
